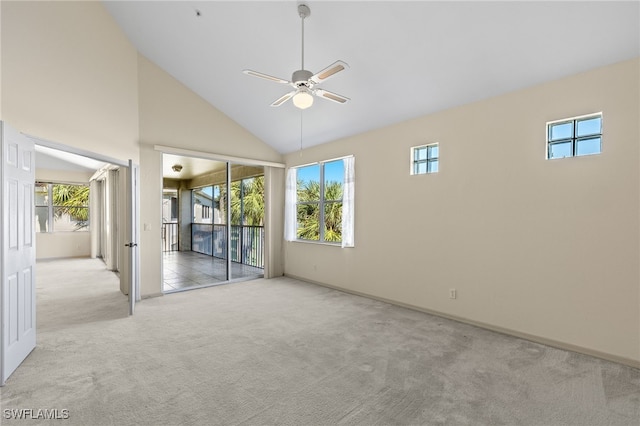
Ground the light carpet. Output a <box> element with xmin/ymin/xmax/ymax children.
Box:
<box><xmin>0</xmin><ymin>257</ymin><xmax>638</xmax><ymax>425</ymax></box>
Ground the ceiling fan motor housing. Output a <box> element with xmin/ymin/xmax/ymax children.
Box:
<box><xmin>292</xmin><ymin>69</ymin><xmax>313</xmax><ymax>86</ymax></box>
<box><xmin>298</xmin><ymin>4</ymin><xmax>310</xmax><ymax>19</ymax></box>
<box><xmin>242</xmin><ymin>2</ymin><xmax>349</xmax><ymax>108</ymax></box>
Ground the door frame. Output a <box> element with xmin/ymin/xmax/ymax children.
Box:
<box><xmin>24</xmin><ymin>133</ymin><xmax>138</xmax><ymax>310</ymax></box>
<box><xmin>156</xmin><ymin>145</ymin><xmax>285</xmax><ymax>292</ymax></box>
<box><xmin>126</xmin><ymin>160</ymin><xmax>140</xmax><ymax>314</ymax></box>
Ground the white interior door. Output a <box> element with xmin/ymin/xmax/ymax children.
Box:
<box><xmin>125</xmin><ymin>160</ymin><xmax>140</xmax><ymax>315</ymax></box>
<box><xmin>0</xmin><ymin>122</ymin><xmax>36</xmax><ymax>385</ymax></box>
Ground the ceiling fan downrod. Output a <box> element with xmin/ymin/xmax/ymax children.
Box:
<box><xmin>299</xmin><ymin>4</ymin><xmax>310</xmax><ymax>71</ymax></box>
<box><xmin>242</xmin><ymin>2</ymin><xmax>349</xmax><ymax>109</ymax></box>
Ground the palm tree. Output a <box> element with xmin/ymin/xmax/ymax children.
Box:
<box><xmin>240</xmin><ymin>177</ymin><xmax>265</xmax><ymax>226</ymax></box>
<box><xmin>296</xmin><ymin>180</ymin><xmax>342</xmax><ymax>242</ymax></box>
<box><xmin>51</xmin><ymin>184</ymin><xmax>90</xmax><ymax>230</ymax></box>
<box><xmin>323</xmin><ymin>182</ymin><xmax>343</xmax><ymax>242</ymax></box>
<box><xmin>221</xmin><ymin>176</ymin><xmax>265</xmax><ymax>225</ymax></box>
<box><xmin>219</xmin><ymin>176</ymin><xmax>265</xmax><ymax>265</ymax></box>
<box><xmin>296</xmin><ymin>180</ymin><xmax>320</xmax><ymax>240</ymax></box>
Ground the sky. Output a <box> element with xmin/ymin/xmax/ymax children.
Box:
<box><xmin>297</xmin><ymin>160</ymin><xmax>344</xmax><ymax>185</ymax></box>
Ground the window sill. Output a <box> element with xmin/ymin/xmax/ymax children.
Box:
<box><xmin>289</xmin><ymin>239</ymin><xmax>343</xmax><ymax>247</ymax></box>
<box><xmin>36</xmin><ymin>231</ymin><xmax>90</xmax><ymax>234</ymax></box>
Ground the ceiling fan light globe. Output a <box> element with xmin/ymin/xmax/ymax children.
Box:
<box><xmin>293</xmin><ymin>90</ymin><xmax>314</xmax><ymax>109</ymax></box>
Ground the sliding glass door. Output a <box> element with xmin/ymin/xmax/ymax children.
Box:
<box><xmin>162</xmin><ymin>154</ymin><xmax>265</xmax><ymax>292</ymax></box>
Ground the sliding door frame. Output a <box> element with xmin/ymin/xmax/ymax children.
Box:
<box><xmin>155</xmin><ymin>145</ymin><xmax>285</xmax><ymax>282</ymax></box>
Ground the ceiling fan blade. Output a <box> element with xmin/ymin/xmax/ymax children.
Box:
<box><xmin>310</xmin><ymin>60</ymin><xmax>349</xmax><ymax>84</ymax></box>
<box><xmin>315</xmin><ymin>89</ymin><xmax>350</xmax><ymax>104</ymax></box>
<box><xmin>243</xmin><ymin>69</ymin><xmax>290</xmax><ymax>84</ymax></box>
<box><xmin>270</xmin><ymin>91</ymin><xmax>296</xmax><ymax>107</ymax></box>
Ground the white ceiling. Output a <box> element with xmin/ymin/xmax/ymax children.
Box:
<box><xmin>163</xmin><ymin>153</ymin><xmax>226</xmax><ymax>179</ymax></box>
<box><xmin>103</xmin><ymin>1</ymin><xmax>639</xmax><ymax>154</ymax></box>
<box><xmin>35</xmin><ymin>145</ymin><xmax>109</xmax><ymax>173</ymax></box>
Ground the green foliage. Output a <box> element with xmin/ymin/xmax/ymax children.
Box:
<box><xmin>221</xmin><ymin>176</ymin><xmax>265</xmax><ymax>226</ymax></box>
<box><xmin>323</xmin><ymin>201</ymin><xmax>343</xmax><ymax>242</ymax></box>
<box><xmin>296</xmin><ymin>180</ymin><xmax>343</xmax><ymax>242</ymax></box>
<box><xmin>51</xmin><ymin>184</ymin><xmax>89</xmax><ymax>230</ymax></box>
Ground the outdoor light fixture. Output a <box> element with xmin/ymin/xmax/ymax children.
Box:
<box><xmin>292</xmin><ymin>88</ymin><xmax>314</xmax><ymax>110</ymax></box>
<box><xmin>172</xmin><ymin>164</ymin><xmax>183</xmax><ymax>173</ymax></box>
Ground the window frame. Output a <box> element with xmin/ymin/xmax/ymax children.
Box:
<box><xmin>294</xmin><ymin>160</ymin><xmax>344</xmax><ymax>244</ymax></box>
<box><xmin>35</xmin><ymin>181</ymin><xmax>90</xmax><ymax>233</ymax></box>
<box><xmin>546</xmin><ymin>113</ymin><xmax>602</xmax><ymax>160</ymax></box>
<box><xmin>411</xmin><ymin>143</ymin><xmax>439</xmax><ymax>175</ymax></box>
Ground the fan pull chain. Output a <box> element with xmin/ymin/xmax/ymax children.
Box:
<box><xmin>300</xmin><ymin>111</ymin><xmax>304</xmax><ymax>156</ymax></box>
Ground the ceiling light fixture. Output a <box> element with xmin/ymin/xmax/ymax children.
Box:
<box><xmin>292</xmin><ymin>87</ymin><xmax>314</xmax><ymax>110</ymax></box>
<box><xmin>242</xmin><ymin>4</ymin><xmax>350</xmax><ymax>110</ymax></box>
<box><xmin>172</xmin><ymin>164</ymin><xmax>183</xmax><ymax>173</ymax></box>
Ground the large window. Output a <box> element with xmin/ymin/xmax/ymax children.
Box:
<box><xmin>285</xmin><ymin>156</ymin><xmax>355</xmax><ymax>247</ymax></box>
<box><xmin>295</xmin><ymin>160</ymin><xmax>345</xmax><ymax>243</ymax></box>
<box><xmin>547</xmin><ymin>113</ymin><xmax>602</xmax><ymax>159</ymax></box>
<box><xmin>35</xmin><ymin>182</ymin><xmax>89</xmax><ymax>232</ymax></box>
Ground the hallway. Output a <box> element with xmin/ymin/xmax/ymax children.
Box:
<box><xmin>37</xmin><ymin>257</ymin><xmax>128</xmax><ymax>332</ymax></box>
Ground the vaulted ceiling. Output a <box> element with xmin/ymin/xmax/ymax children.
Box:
<box><xmin>103</xmin><ymin>1</ymin><xmax>639</xmax><ymax>154</ymax></box>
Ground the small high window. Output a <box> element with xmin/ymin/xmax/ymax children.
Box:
<box><xmin>547</xmin><ymin>113</ymin><xmax>602</xmax><ymax>159</ymax></box>
<box><xmin>412</xmin><ymin>144</ymin><xmax>439</xmax><ymax>175</ymax></box>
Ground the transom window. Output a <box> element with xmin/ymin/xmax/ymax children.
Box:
<box><xmin>547</xmin><ymin>113</ymin><xmax>602</xmax><ymax>159</ymax></box>
<box><xmin>412</xmin><ymin>143</ymin><xmax>439</xmax><ymax>175</ymax></box>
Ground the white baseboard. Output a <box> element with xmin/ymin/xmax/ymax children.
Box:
<box><xmin>285</xmin><ymin>274</ymin><xmax>640</xmax><ymax>370</ymax></box>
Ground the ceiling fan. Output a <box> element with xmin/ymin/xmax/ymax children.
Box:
<box><xmin>243</xmin><ymin>3</ymin><xmax>350</xmax><ymax>110</ymax></box>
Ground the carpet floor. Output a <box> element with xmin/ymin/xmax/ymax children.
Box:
<box><xmin>0</xmin><ymin>257</ymin><xmax>638</xmax><ymax>425</ymax></box>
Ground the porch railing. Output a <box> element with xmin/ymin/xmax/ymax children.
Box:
<box><xmin>191</xmin><ymin>224</ymin><xmax>264</xmax><ymax>269</ymax></box>
<box><xmin>162</xmin><ymin>222</ymin><xmax>179</xmax><ymax>252</ymax></box>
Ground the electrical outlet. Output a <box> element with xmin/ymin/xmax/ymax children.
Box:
<box><xmin>449</xmin><ymin>289</ymin><xmax>457</xmax><ymax>299</ymax></box>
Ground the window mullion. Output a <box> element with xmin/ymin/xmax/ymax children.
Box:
<box><xmin>48</xmin><ymin>183</ymin><xmax>54</xmax><ymax>233</ymax></box>
<box><xmin>572</xmin><ymin>120</ymin><xmax>578</xmax><ymax>157</ymax></box>
<box><xmin>319</xmin><ymin>163</ymin><xmax>325</xmax><ymax>242</ymax></box>
<box><xmin>240</xmin><ymin>179</ymin><xmax>245</xmax><ymax>226</ymax></box>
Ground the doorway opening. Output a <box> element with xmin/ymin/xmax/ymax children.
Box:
<box><xmin>162</xmin><ymin>154</ymin><xmax>265</xmax><ymax>293</ymax></box>
<box><xmin>31</xmin><ymin>138</ymin><xmax>138</xmax><ymax>309</ymax></box>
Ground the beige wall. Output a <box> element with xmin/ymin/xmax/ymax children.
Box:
<box><xmin>1</xmin><ymin>1</ymin><xmax>139</xmax><ymax>161</ymax></box>
<box><xmin>2</xmin><ymin>2</ymin><xmax>283</xmax><ymax>298</ymax></box>
<box><xmin>264</xmin><ymin>167</ymin><xmax>285</xmax><ymax>278</ymax></box>
<box><xmin>137</xmin><ymin>55</ymin><xmax>283</xmax><ymax>297</ymax></box>
<box><xmin>36</xmin><ymin>232</ymin><xmax>91</xmax><ymax>260</ymax></box>
<box><xmin>137</xmin><ymin>55</ymin><xmax>282</xmax><ymax>163</ymax></box>
<box><xmin>4</xmin><ymin>0</ymin><xmax>636</xmax><ymax>365</ymax></box>
<box><xmin>34</xmin><ymin>168</ymin><xmax>93</xmax><ymax>260</ymax></box>
<box><xmin>284</xmin><ymin>58</ymin><xmax>640</xmax><ymax>365</ymax></box>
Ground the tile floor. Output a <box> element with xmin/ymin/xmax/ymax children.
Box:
<box><xmin>162</xmin><ymin>250</ymin><xmax>263</xmax><ymax>292</ymax></box>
